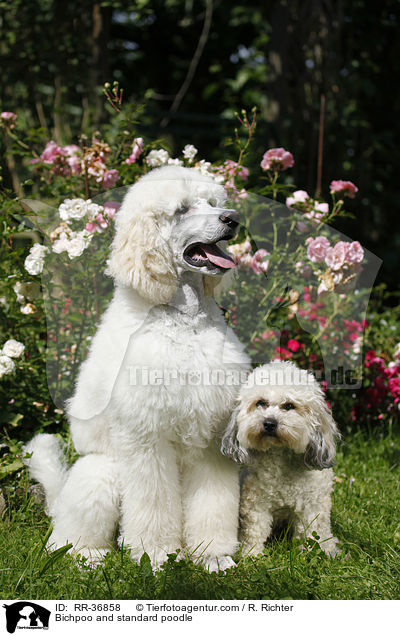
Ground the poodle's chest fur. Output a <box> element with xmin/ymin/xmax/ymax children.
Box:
<box><xmin>68</xmin><ymin>284</ymin><xmax>250</xmax><ymax>453</ymax></box>
<box><xmin>110</xmin><ymin>301</ymin><xmax>249</xmax><ymax>446</ymax></box>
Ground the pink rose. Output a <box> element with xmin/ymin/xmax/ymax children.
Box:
<box><xmin>95</xmin><ymin>213</ymin><xmax>108</xmax><ymax>230</ymax></box>
<box><xmin>1</xmin><ymin>111</ymin><xmax>17</xmax><ymax>121</ymax></box>
<box><xmin>85</xmin><ymin>222</ymin><xmax>100</xmax><ymax>234</ymax></box>
<box><xmin>346</xmin><ymin>241</ymin><xmax>364</xmax><ymax>264</ymax></box>
<box><xmin>286</xmin><ymin>190</ymin><xmax>309</xmax><ymax>207</ymax></box>
<box><xmin>306</xmin><ymin>236</ymin><xmax>331</xmax><ymax>263</ymax></box>
<box><xmin>62</xmin><ymin>145</ymin><xmax>81</xmax><ymax>175</ymax></box>
<box><xmin>261</xmin><ymin>147</ymin><xmax>294</xmax><ymax>171</ymax></box>
<box><xmin>314</xmin><ymin>202</ymin><xmax>329</xmax><ymax>215</ymax></box>
<box><xmin>40</xmin><ymin>141</ymin><xmax>63</xmax><ymax>163</ymax></box>
<box><xmin>102</xmin><ymin>169</ymin><xmax>120</xmax><ymax>189</ymax></box>
<box><xmin>287</xmin><ymin>339</ymin><xmax>302</xmax><ymax>352</ymax></box>
<box><xmin>389</xmin><ymin>378</ymin><xmax>400</xmax><ymax>403</ymax></box>
<box><xmin>125</xmin><ymin>137</ymin><xmax>144</xmax><ymax>164</ymax></box>
<box><xmin>251</xmin><ymin>249</ymin><xmax>270</xmax><ymax>274</ymax></box>
<box><xmin>330</xmin><ymin>180</ymin><xmax>358</xmax><ymax>198</ymax></box>
<box><xmin>325</xmin><ymin>242</ymin><xmax>347</xmax><ymax>270</ymax></box>
<box><xmin>104</xmin><ymin>201</ymin><xmax>120</xmax><ymax>219</ymax></box>
<box><xmin>223</xmin><ymin>160</ymin><xmax>249</xmax><ymax>180</ymax></box>
<box><xmin>1</xmin><ymin>111</ymin><xmax>17</xmax><ymax>128</ymax></box>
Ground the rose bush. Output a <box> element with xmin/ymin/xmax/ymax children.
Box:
<box><xmin>0</xmin><ymin>89</ymin><xmax>398</xmax><ymax>481</ymax></box>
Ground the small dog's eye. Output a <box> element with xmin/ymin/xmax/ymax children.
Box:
<box><xmin>176</xmin><ymin>204</ymin><xmax>189</xmax><ymax>215</ymax></box>
<box><xmin>282</xmin><ymin>402</ymin><xmax>295</xmax><ymax>411</ymax></box>
<box><xmin>256</xmin><ymin>399</ymin><xmax>267</xmax><ymax>408</ymax></box>
<box><xmin>208</xmin><ymin>198</ymin><xmax>217</xmax><ymax>207</ymax></box>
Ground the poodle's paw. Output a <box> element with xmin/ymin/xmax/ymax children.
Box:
<box><xmin>203</xmin><ymin>555</ymin><xmax>236</xmax><ymax>573</ymax></box>
<box><xmin>120</xmin><ymin>539</ymin><xmax>182</xmax><ymax>572</ymax></box>
<box><xmin>74</xmin><ymin>547</ymin><xmax>110</xmax><ymax>566</ymax></box>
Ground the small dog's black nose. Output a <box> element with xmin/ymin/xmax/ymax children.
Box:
<box><xmin>219</xmin><ymin>209</ymin><xmax>240</xmax><ymax>231</ymax></box>
<box><xmin>263</xmin><ymin>418</ymin><xmax>278</xmax><ymax>436</ymax></box>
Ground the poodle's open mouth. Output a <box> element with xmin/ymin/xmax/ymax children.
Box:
<box><xmin>183</xmin><ymin>242</ymin><xmax>236</xmax><ymax>271</ymax></box>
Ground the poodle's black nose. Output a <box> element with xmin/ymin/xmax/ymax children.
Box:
<box><xmin>263</xmin><ymin>418</ymin><xmax>278</xmax><ymax>436</ymax></box>
<box><xmin>219</xmin><ymin>209</ymin><xmax>240</xmax><ymax>231</ymax></box>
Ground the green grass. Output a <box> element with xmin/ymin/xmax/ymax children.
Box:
<box><xmin>1</xmin><ymin>429</ymin><xmax>400</xmax><ymax>600</ymax></box>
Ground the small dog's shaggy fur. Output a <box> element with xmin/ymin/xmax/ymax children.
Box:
<box><xmin>221</xmin><ymin>361</ymin><xmax>340</xmax><ymax>556</ymax></box>
<box><xmin>24</xmin><ymin>166</ymin><xmax>251</xmax><ymax>571</ymax></box>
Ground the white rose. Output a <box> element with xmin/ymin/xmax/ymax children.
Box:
<box><xmin>167</xmin><ymin>158</ymin><xmax>183</xmax><ymax>166</ymax></box>
<box><xmin>195</xmin><ymin>159</ymin><xmax>216</xmax><ymax>178</ymax></box>
<box><xmin>146</xmin><ymin>149</ymin><xmax>169</xmax><ymax>167</ymax></box>
<box><xmin>77</xmin><ymin>229</ymin><xmax>93</xmax><ymax>246</ymax></box>
<box><xmin>52</xmin><ymin>236</ymin><xmax>70</xmax><ymax>253</ymax></box>
<box><xmin>14</xmin><ymin>282</ymin><xmax>25</xmax><ymax>303</ymax></box>
<box><xmin>67</xmin><ymin>236</ymin><xmax>87</xmax><ymax>259</ymax></box>
<box><xmin>182</xmin><ymin>144</ymin><xmax>198</xmax><ymax>163</ymax></box>
<box><xmin>2</xmin><ymin>339</ymin><xmax>25</xmax><ymax>358</ymax></box>
<box><xmin>24</xmin><ymin>244</ymin><xmax>49</xmax><ymax>275</ymax></box>
<box><xmin>86</xmin><ymin>202</ymin><xmax>104</xmax><ymax>221</ymax></box>
<box><xmin>0</xmin><ymin>355</ymin><xmax>15</xmax><ymax>377</ymax></box>
<box><xmin>29</xmin><ymin>244</ymin><xmax>49</xmax><ymax>258</ymax></box>
<box><xmin>20</xmin><ymin>303</ymin><xmax>36</xmax><ymax>314</ymax></box>
<box><xmin>59</xmin><ymin>198</ymin><xmax>88</xmax><ymax>221</ymax></box>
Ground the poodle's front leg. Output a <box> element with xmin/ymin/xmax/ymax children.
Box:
<box><xmin>181</xmin><ymin>444</ymin><xmax>239</xmax><ymax>571</ymax></box>
<box><xmin>118</xmin><ymin>436</ymin><xmax>182</xmax><ymax>569</ymax></box>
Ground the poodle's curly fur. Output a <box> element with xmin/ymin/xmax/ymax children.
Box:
<box><xmin>221</xmin><ymin>361</ymin><xmax>341</xmax><ymax>556</ymax></box>
<box><xmin>24</xmin><ymin>166</ymin><xmax>251</xmax><ymax>571</ymax></box>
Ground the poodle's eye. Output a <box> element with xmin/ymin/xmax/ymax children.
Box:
<box><xmin>208</xmin><ymin>198</ymin><xmax>217</xmax><ymax>207</ymax></box>
<box><xmin>282</xmin><ymin>402</ymin><xmax>296</xmax><ymax>411</ymax></box>
<box><xmin>176</xmin><ymin>204</ymin><xmax>190</xmax><ymax>215</ymax></box>
<box><xmin>256</xmin><ymin>399</ymin><xmax>268</xmax><ymax>409</ymax></box>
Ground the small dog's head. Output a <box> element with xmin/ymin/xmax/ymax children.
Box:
<box><xmin>221</xmin><ymin>361</ymin><xmax>339</xmax><ymax>469</ymax></box>
<box><xmin>108</xmin><ymin>166</ymin><xmax>239</xmax><ymax>304</ymax></box>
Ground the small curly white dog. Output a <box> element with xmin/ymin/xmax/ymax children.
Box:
<box><xmin>24</xmin><ymin>166</ymin><xmax>250</xmax><ymax>572</ymax></box>
<box><xmin>221</xmin><ymin>361</ymin><xmax>340</xmax><ymax>556</ymax></box>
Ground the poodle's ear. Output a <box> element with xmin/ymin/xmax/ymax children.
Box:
<box><xmin>304</xmin><ymin>397</ymin><xmax>340</xmax><ymax>469</ymax></box>
<box><xmin>221</xmin><ymin>406</ymin><xmax>249</xmax><ymax>463</ymax></box>
<box><xmin>108</xmin><ymin>215</ymin><xmax>177</xmax><ymax>304</ymax></box>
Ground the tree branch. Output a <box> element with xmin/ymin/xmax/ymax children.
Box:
<box><xmin>161</xmin><ymin>0</ymin><xmax>213</xmax><ymax>128</ymax></box>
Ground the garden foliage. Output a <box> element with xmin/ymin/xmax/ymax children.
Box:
<box><xmin>0</xmin><ymin>92</ymin><xmax>399</xmax><ymax>484</ymax></box>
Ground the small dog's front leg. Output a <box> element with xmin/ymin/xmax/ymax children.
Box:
<box><xmin>240</xmin><ymin>475</ymin><xmax>273</xmax><ymax>556</ymax></box>
<box><xmin>295</xmin><ymin>500</ymin><xmax>340</xmax><ymax>557</ymax></box>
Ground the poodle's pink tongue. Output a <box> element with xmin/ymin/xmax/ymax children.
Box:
<box><xmin>201</xmin><ymin>244</ymin><xmax>236</xmax><ymax>269</ymax></box>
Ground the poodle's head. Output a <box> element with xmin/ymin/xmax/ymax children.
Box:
<box><xmin>221</xmin><ymin>361</ymin><xmax>340</xmax><ymax>469</ymax></box>
<box><xmin>108</xmin><ymin>166</ymin><xmax>239</xmax><ymax>304</ymax></box>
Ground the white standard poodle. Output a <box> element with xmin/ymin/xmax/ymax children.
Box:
<box><xmin>221</xmin><ymin>361</ymin><xmax>341</xmax><ymax>557</ymax></box>
<box><xmin>24</xmin><ymin>165</ymin><xmax>251</xmax><ymax>571</ymax></box>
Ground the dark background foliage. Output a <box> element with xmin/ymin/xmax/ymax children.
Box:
<box><xmin>1</xmin><ymin>0</ymin><xmax>399</xmax><ymax>288</ymax></box>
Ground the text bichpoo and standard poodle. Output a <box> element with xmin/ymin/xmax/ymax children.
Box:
<box><xmin>221</xmin><ymin>361</ymin><xmax>341</xmax><ymax>556</ymax></box>
<box><xmin>24</xmin><ymin>166</ymin><xmax>251</xmax><ymax>571</ymax></box>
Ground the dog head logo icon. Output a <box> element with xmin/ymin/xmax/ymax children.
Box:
<box><xmin>3</xmin><ymin>602</ymin><xmax>50</xmax><ymax>634</ymax></box>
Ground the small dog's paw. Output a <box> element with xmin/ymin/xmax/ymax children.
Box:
<box><xmin>241</xmin><ymin>543</ymin><xmax>265</xmax><ymax>557</ymax></box>
<box><xmin>204</xmin><ymin>555</ymin><xmax>236</xmax><ymax>573</ymax></box>
<box><xmin>321</xmin><ymin>540</ymin><xmax>342</xmax><ymax>559</ymax></box>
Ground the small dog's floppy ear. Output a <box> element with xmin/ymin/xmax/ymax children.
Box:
<box><xmin>221</xmin><ymin>406</ymin><xmax>249</xmax><ymax>463</ymax></box>
<box><xmin>108</xmin><ymin>215</ymin><xmax>177</xmax><ymax>304</ymax></box>
<box><xmin>304</xmin><ymin>397</ymin><xmax>340</xmax><ymax>469</ymax></box>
